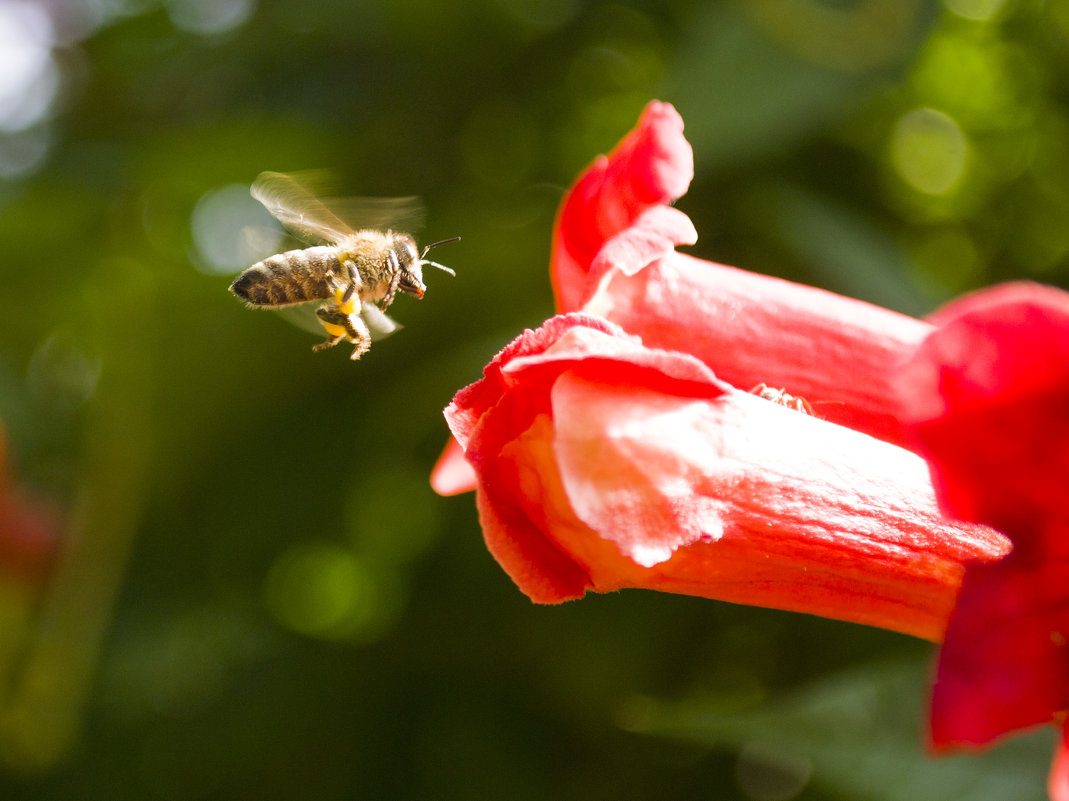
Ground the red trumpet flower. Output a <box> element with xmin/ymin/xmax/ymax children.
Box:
<box><xmin>434</xmin><ymin>96</ymin><xmax>1069</xmax><ymax>800</ymax></box>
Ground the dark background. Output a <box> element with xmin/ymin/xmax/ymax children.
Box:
<box><xmin>0</xmin><ymin>0</ymin><xmax>1064</xmax><ymax>798</ymax></box>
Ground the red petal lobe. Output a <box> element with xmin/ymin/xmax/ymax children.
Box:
<box><xmin>552</xmin><ymin>101</ymin><xmax>694</xmax><ymax>311</ymax></box>
<box><xmin>901</xmin><ymin>282</ymin><xmax>1069</xmax><ymax>532</ymax></box>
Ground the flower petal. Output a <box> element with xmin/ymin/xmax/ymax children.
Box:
<box><xmin>445</xmin><ymin>315</ymin><xmax>688</xmax><ymax>602</ymax></box>
<box><xmin>584</xmin><ymin>206</ymin><xmax>697</xmax><ymax>303</ymax></box>
<box><xmin>1051</xmin><ymin>727</ymin><xmax>1069</xmax><ymax>801</ymax></box>
<box><xmin>551</xmin><ymin>101</ymin><xmax>694</xmax><ymax>312</ymax></box>
<box><xmin>429</xmin><ymin>437</ymin><xmax>477</xmax><ymax>497</ymax></box>
<box><xmin>474</xmin><ymin>419</ymin><xmax>596</xmax><ymax>603</ymax></box>
<box><xmin>900</xmin><ymin>282</ymin><xmax>1069</xmax><ymax>532</ymax></box>
<box><xmin>552</xmin><ymin>372</ymin><xmax>1007</xmax><ymax>639</ymax></box>
<box><xmin>928</xmin><ymin>539</ymin><xmax>1069</xmax><ymax>747</ymax></box>
<box><xmin>897</xmin><ymin>282</ymin><xmax>1069</xmax><ymax>758</ymax></box>
<box><xmin>586</xmin><ymin>252</ymin><xmax>933</xmax><ymax>448</ymax></box>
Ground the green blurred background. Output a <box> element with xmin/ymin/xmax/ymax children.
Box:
<box><xmin>0</xmin><ymin>0</ymin><xmax>1064</xmax><ymax>798</ymax></box>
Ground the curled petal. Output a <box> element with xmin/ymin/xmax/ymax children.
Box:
<box><xmin>430</xmin><ymin>437</ymin><xmax>477</xmax><ymax>497</ymax></box>
<box><xmin>552</xmin><ymin>101</ymin><xmax>694</xmax><ymax>312</ymax></box>
<box><xmin>585</xmin><ymin>206</ymin><xmax>697</xmax><ymax>298</ymax></box>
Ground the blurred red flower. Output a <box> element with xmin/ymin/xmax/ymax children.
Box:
<box><xmin>897</xmin><ymin>282</ymin><xmax>1069</xmax><ymax>801</ymax></box>
<box><xmin>0</xmin><ymin>430</ymin><xmax>58</xmax><ymax>583</ymax></box>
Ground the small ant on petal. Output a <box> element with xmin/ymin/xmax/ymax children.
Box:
<box><xmin>749</xmin><ymin>383</ymin><xmax>815</xmax><ymax>416</ymax></box>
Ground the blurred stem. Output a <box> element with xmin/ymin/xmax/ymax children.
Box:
<box><xmin>0</xmin><ymin>258</ymin><xmax>155</xmax><ymax>771</ymax></box>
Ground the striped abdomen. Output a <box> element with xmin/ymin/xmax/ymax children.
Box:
<box><xmin>230</xmin><ymin>246</ymin><xmax>342</xmax><ymax>307</ymax></box>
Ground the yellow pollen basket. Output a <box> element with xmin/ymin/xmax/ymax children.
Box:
<box><xmin>320</xmin><ymin>285</ymin><xmax>359</xmax><ymax>338</ymax></box>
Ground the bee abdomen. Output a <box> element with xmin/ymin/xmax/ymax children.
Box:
<box><xmin>230</xmin><ymin>246</ymin><xmax>340</xmax><ymax>307</ymax></box>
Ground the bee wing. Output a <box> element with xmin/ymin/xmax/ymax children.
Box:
<box><xmin>275</xmin><ymin>302</ymin><xmax>402</xmax><ymax>342</ymax></box>
<box><xmin>251</xmin><ymin>170</ymin><xmax>356</xmax><ymax>245</ymax></box>
<box><xmin>251</xmin><ymin>170</ymin><xmax>426</xmax><ymax>245</ymax></box>
<box><xmin>273</xmin><ymin>304</ymin><xmax>328</xmax><ymax>338</ymax></box>
<box><xmin>316</xmin><ymin>195</ymin><xmax>425</xmax><ymax>234</ymax></box>
<box><xmin>357</xmin><ymin>302</ymin><xmax>403</xmax><ymax>338</ymax></box>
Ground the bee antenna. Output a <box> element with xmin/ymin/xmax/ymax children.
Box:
<box><xmin>422</xmin><ymin>260</ymin><xmax>456</xmax><ymax>277</ymax></box>
<box><xmin>420</xmin><ymin>236</ymin><xmax>461</xmax><ymax>259</ymax></box>
<box><xmin>419</xmin><ymin>236</ymin><xmax>460</xmax><ymax>277</ymax></box>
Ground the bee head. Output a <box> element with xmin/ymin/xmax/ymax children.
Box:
<box><xmin>396</xmin><ymin>234</ymin><xmax>459</xmax><ymax>300</ymax></box>
<box><xmin>394</xmin><ymin>235</ymin><xmax>426</xmax><ymax>299</ymax></box>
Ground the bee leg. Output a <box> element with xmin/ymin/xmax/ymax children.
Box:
<box><xmin>381</xmin><ymin>251</ymin><xmax>401</xmax><ymax>309</ymax></box>
<box><xmin>340</xmin><ymin>260</ymin><xmax>362</xmax><ymax>305</ymax></box>
<box><xmin>312</xmin><ymin>333</ymin><xmax>344</xmax><ymax>352</ymax></box>
<box><xmin>343</xmin><ymin>312</ymin><xmax>372</xmax><ymax>360</ymax></box>
<box><xmin>316</xmin><ymin>306</ymin><xmax>371</xmax><ymax>360</ymax></box>
<box><xmin>324</xmin><ymin>269</ymin><xmax>345</xmax><ymax>294</ymax></box>
<box><xmin>313</xmin><ymin>306</ymin><xmax>347</xmax><ymax>352</ymax></box>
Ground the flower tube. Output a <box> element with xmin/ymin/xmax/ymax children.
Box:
<box><xmin>446</xmin><ymin>313</ymin><xmax>1008</xmax><ymax>641</ymax></box>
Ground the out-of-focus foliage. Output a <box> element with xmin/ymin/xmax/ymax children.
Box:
<box><xmin>0</xmin><ymin>0</ymin><xmax>1062</xmax><ymax>798</ymax></box>
<box><xmin>627</xmin><ymin>658</ymin><xmax>1054</xmax><ymax>801</ymax></box>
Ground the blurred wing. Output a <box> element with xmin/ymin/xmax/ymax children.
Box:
<box><xmin>275</xmin><ymin>302</ymin><xmax>402</xmax><ymax>342</ymax></box>
<box><xmin>251</xmin><ymin>170</ymin><xmax>426</xmax><ymax>245</ymax></box>
<box><xmin>317</xmin><ymin>195</ymin><xmax>425</xmax><ymax>234</ymax></box>
<box><xmin>251</xmin><ymin>170</ymin><xmax>356</xmax><ymax>244</ymax></box>
<box><xmin>274</xmin><ymin>304</ymin><xmax>327</xmax><ymax>338</ymax></box>
<box><xmin>358</xmin><ymin>302</ymin><xmax>403</xmax><ymax>338</ymax></box>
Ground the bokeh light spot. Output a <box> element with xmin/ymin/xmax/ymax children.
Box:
<box><xmin>910</xmin><ymin>34</ymin><xmax>1034</xmax><ymax>130</ymax></box>
<box><xmin>167</xmin><ymin>0</ymin><xmax>255</xmax><ymax>36</ymax></box>
<box><xmin>943</xmin><ymin>0</ymin><xmax>1008</xmax><ymax>22</ymax></box>
<box><xmin>491</xmin><ymin>0</ymin><xmax>577</xmax><ymax>32</ymax></box>
<box><xmin>890</xmin><ymin>107</ymin><xmax>968</xmax><ymax>195</ymax></box>
<box><xmin>346</xmin><ymin>465</ymin><xmax>439</xmax><ymax>565</ymax></box>
<box><xmin>263</xmin><ymin>542</ymin><xmax>382</xmax><ymax>641</ymax></box>
<box><xmin>744</xmin><ymin>0</ymin><xmax>922</xmax><ymax>72</ymax></box>
<box><xmin>190</xmin><ymin>183</ymin><xmax>281</xmax><ymax>276</ymax></box>
<box><xmin>906</xmin><ymin>226</ymin><xmax>984</xmax><ymax>295</ymax></box>
<box><xmin>0</xmin><ymin>1</ymin><xmax>58</xmax><ymax>132</ymax></box>
<box><xmin>27</xmin><ymin>331</ymin><xmax>101</xmax><ymax>411</ymax></box>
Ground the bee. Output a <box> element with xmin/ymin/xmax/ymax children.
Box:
<box><xmin>229</xmin><ymin>170</ymin><xmax>458</xmax><ymax>360</ymax></box>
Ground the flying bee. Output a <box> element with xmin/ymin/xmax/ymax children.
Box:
<box><xmin>229</xmin><ymin>170</ymin><xmax>458</xmax><ymax>360</ymax></box>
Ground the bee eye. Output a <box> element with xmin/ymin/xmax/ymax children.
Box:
<box><xmin>393</xmin><ymin>236</ymin><xmax>417</xmax><ymax>264</ymax></box>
